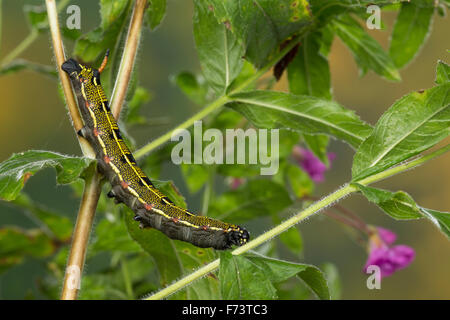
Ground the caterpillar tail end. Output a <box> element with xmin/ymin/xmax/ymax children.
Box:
<box><xmin>228</xmin><ymin>227</ymin><xmax>250</xmax><ymax>247</ymax></box>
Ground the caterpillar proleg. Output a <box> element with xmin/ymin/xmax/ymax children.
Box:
<box><xmin>61</xmin><ymin>54</ymin><xmax>249</xmax><ymax>250</ymax></box>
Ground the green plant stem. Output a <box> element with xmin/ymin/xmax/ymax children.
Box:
<box><xmin>146</xmin><ymin>143</ymin><xmax>449</xmax><ymax>300</ymax></box>
<box><xmin>1</xmin><ymin>0</ymin><xmax>69</xmax><ymax>67</ymax></box>
<box><xmin>133</xmin><ymin>31</ymin><xmax>309</xmax><ymax>160</ymax></box>
<box><xmin>1</xmin><ymin>29</ymin><xmax>38</xmax><ymax>67</ymax></box>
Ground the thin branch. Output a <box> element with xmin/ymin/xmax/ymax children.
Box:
<box><xmin>46</xmin><ymin>0</ymin><xmax>147</xmax><ymax>299</ymax></box>
<box><xmin>145</xmin><ymin>144</ymin><xmax>450</xmax><ymax>300</ymax></box>
<box><xmin>45</xmin><ymin>0</ymin><xmax>99</xmax><ymax>301</ymax></box>
<box><xmin>60</xmin><ymin>171</ymin><xmax>103</xmax><ymax>300</ymax></box>
<box><xmin>110</xmin><ymin>0</ymin><xmax>147</xmax><ymax>119</ymax></box>
<box><xmin>1</xmin><ymin>0</ymin><xmax>70</xmax><ymax>67</ymax></box>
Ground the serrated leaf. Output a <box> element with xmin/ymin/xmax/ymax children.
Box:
<box><xmin>206</xmin><ymin>0</ymin><xmax>312</xmax><ymax>68</ymax></box>
<box><xmin>288</xmin><ymin>31</ymin><xmax>331</xmax><ymax>99</ymax></box>
<box><xmin>353</xmin><ymin>183</ymin><xmax>422</xmax><ymax>220</ymax></box>
<box><xmin>246</xmin><ymin>255</ymin><xmax>330</xmax><ymax>300</ymax></box>
<box><xmin>146</xmin><ymin>0</ymin><xmax>167</xmax><ymax>30</ymax></box>
<box><xmin>354</xmin><ymin>184</ymin><xmax>450</xmax><ymax>240</ymax></box>
<box><xmin>389</xmin><ymin>2</ymin><xmax>434</xmax><ymax>68</ymax></box>
<box><xmin>228</xmin><ymin>90</ymin><xmax>373</xmax><ymax>149</ymax></box>
<box><xmin>219</xmin><ymin>252</ymin><xmax>330</xmax><ymax>300</ymax></box>
<box><xmin>209</xmin><ymin>179</ymin><xmax>292</xmax><ymax>223</ymax></box>
<box><xmin>352</xmin><ymin>83</ymin><xmax>450</xmax><ymax>181</ymax></box>
<box><xmin>219</xmin><ymin>252</ymin><xmax>277</xmax><ymax>299</ymax></box>
<box><xmin>0</xmin><ymin>150</ymin><xmax>93</xmax><ymax>201</ymax></box>
<box><xmin>193</xmin><ymin>0</ymin><xmax>245</xmax><ymax>94</ymax></box>
<box><xmin>333</xmin><ymin>15</ymin><xmax>401</xmax><ymax>81</ymax></box>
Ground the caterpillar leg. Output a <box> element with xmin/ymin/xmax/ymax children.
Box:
<box><xmin>77</xmin><ymin>126</ymin><xmax>89</xmax><ymax>139</ymax></box>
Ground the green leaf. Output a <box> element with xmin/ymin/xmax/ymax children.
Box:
<box><xmin>288</xmin><ymin>31</ymin><xmax>331</xmax><ymax>99</ymax></box>
<box><xmin>352</xmin><ymin>83</ymin><xmax>450</xmax><ymax>181</ymax></box>
<box><xmin>0</xmin><ymin>150</ymin><xmax>93</xmax><ymax>201</ymax></box>
<box><xmin>208</xmin><ymin>179</ymin><xmax>292</xmax><ymax>223</ymax></box>
<box><xmin>0</xmin><ymin>228</ymin><xmax>56</xmax><ymax>274</ymax></box>
<box><xmin>285</xmin><ymin>164</ymin><xmax>314</xmax><ymax>198</ymax></box>
<box><xmin>193</xmin><ymin>0</ymin><xmax>245</xmax><ymax>94</ymax></box>
<box><xmin>100</xmin><ymin>0</ymin><xmax>130</xmax><ymax>30</ymax></box>
<box><xmin>24</xmin><ymin>4</ymin><xmax>48</xmax><ymax>32</ymax></box>
<box><xmin>354</xmin><ymin>184</ymin><xmax>450</xmax><ymax>240</ymax></box>
<box><xmin>420</xmin><ymin>208</ymin><xmax>450</xmax><ymax>239</ymax></box>
<box><xmin>219</xmin><ymin>252</ymin><xmax>277</xmax><ymax>299</ymax></box>
<box><xmin>146</xmin><ymin>0</ymin><xmax>167</xmax><ymax>30</ymax></box>
<box><xmin>389</xmin><ymin>2</ymin><xmax>434</xmax><ymax>69</ymax></box>
<box><xmin>206</xmin><ymin>0</ymin><xmax>313</xmax><ymax>68</ymax></box>
<box><xmin>172</xmin><ymin>71</ymin><xmax>209</xmax><ymax>105</ymax></box>
<box><xmin>321</xmin><ymin>262</ymin><xmax>341</xmax><ymax>300</ymax></box>
<box><xmin>90</xmin><ymin>217</ymin><xmax>142</xmax><ymax>254</ymax></box>
<box><xmin>332</xmin><ymin>15</ymin><xmax>401</xmax><ymax>81</ymax></box>
<box><xmin>436</xmin><ymin>60</ymin><xmax>450</xmax><ymax>85</ymax></box>
<box><xmin>125</xmin><ymin>86</ymin><xmax>151</xmax><ymax>125</ymax></box>
<box><xmin>180</xmin><ymin>164</ymin><xmax>210</xmax><ymax>194</ymax></box>
<box><xmin>228</xmin><ymin>90</ymin><xmax>373</xmax><ymax>149</ymax></box>
<box><xmin>74</xmin><ymin>0</ymin><xmax>132</xmax><ymax>95</ymax></box>
<box><xmin>279</xmin><ymin>224</ymin><xmax>303</xmax><ymax>255</ymax></box>
<box><xmin>353</xmin><ymin>183</ymin><xmax>422</xmax><ymax>220</ymax></box>
<box><xmin>303</xmin><ymin>133</ymin><xmax>330</xmax><ymax>166</ymax></box>
<box><xmin>0</xmin><ymin>59</ymin><xmax>57</xmax><ymax>78</ymax></box>
<box><xmin>219</xmin><ymin>252</ymin><xmax>330</xmax><ymax>299</ymax></box>
<box><xmin>152</xmin><ymin>179</ymin><xmax>187</xmax><ymax>209</ymax></box>
<box><xmin>125</xmin><ymin>209</ymin><xmax>219</xmax><ymax>297</ymax></box>
<box><xmin>11</xmin><ymin>193</ymin><xmax>73</xmax><ymax>242</ymax></box>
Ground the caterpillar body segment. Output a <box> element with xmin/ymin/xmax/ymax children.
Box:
<box><xmin>61</xmin><ymin>57</ymin><xmax>249</xmax><ymax>250</ymax></box>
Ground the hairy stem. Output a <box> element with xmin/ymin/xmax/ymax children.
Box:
<box><xmin>110</xmin><ymin>0</ymin><xmax>147</xmax><ymax>119</ymax></box>
<box><xmin>133</xmin><ymin>32</ymin><xmax>309</xmax><ymax>159</ymax></box>
<box><xmin>46</xmin><ymin>0</ymin><xmax>146</xmax><ymax>299</ymax></box>
<box><xmin>60</xmin><ymin>171</ymin><xmax>103</xmax><ymax>300</ymax></box>
<box><xmin>146</xmin><ymin>144</ymin><xmax>449</xmax><ymax>300</ymax></box>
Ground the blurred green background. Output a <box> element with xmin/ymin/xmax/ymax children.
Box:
<box><xmin>0</xmin><ymin>0</ymin><xmax>449</xmax><ymax>299</ymax></box>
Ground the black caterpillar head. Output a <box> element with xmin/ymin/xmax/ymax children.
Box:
<box><xmin>61</xmin><ymin>58</ymin><xmax>98</xmax><ymax>84</ymax></box>
<box><xmin>227</xmin><ymin>226</ymin><xmax>250</xmax><ymax>247</ymax></box>
<box><xmin>61</xmin><ymin>58</ymin><xmax>82</xmax><ymax>76</ymax></box>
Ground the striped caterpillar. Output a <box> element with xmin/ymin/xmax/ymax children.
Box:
<box><xmin>61</xmin><ymin>53</ymin><xmax>249</xmax><ymax>250</ymax></box>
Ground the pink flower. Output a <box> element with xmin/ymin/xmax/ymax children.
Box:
<box><xmin>377</xmin><ymin>227</ymin><xmax>397</xmax><ymax>245</ymax></box>
<box><xmin>292</xmin><ymin>146</ymin><xmax>335</xmax><ymax>182</ymax></box>
<box><xmin>229</xmin><ymin>177</ymin><xmax>246</xmax><ymax>190</ymax></box>
<box><xmin>363</xmin><ymin>227</ymin><xmax>415</xmax><ymax>279</ymax></box>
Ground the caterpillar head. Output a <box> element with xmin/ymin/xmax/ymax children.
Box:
<box><xmin>227</xmin><ymin>226</ymin><xmax>250</xmax><ymax>247</ymax></box>
<box><xmin>61</xmin><ymin>58</ymin><xmax>83</xmax><ymax>77</ymax></box>
<box><xmin>61</xmin><ymin>58</ymin><xmax>97</xmax><ymax>84</ymax></box>
<box><xmin>62</xmin><ymin>50</ymin><xmax>108</xmax><ymax>84</ymax></box>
